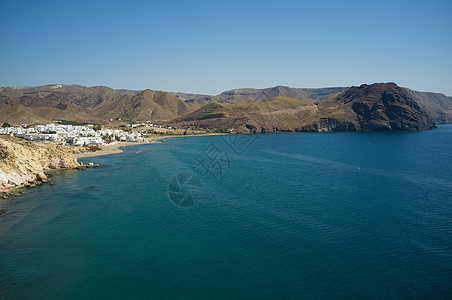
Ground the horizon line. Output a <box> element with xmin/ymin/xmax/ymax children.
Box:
<box><xmin>0</xmin><ymin>82</ymin><xmax>451</xmax><ymax>97</ymax></box>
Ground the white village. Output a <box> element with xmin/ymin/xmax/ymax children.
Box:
<box><xmin>0</xmin><ymin>122</ymin><xmax>144</xmax><ymax>146</ymax></box>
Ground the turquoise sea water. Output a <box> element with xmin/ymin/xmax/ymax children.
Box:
<box><xmin>1</xmin><ymin>126</ymin><xmax>451</xmax><ymax>299</ymax></box>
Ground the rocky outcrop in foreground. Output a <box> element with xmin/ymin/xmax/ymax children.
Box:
<box><xmin>0</xmin><ymin>137</ymin><xmax>97</xmax><ymax>195</ymax></box>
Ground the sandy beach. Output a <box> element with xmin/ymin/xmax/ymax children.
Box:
<box><xmin>74</xmin><ymin>133</ymin><xmax>225</xmax><ymax>159</ymax></box>
<box><xmin>74</xmin><ymin>137</ymin><xmax>164</xmax><ymax>159</ymax></box>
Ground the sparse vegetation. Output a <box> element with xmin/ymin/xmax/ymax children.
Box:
<box><xmin>101</xmin><ymin>133</ymin><xmax>117</xmax><ymax>143</ymax></box>
<box><xmin>54</xmin><ymin>120</ymin><xmax>96</xmax><ymax>126</ymax></box>
<box><xmin>0</xmin><ymin>83</ymin><xmax>444</xmax><ymax>133</ymax></box>
<box><xmin>0</xmin><ymin>147</ymin><xmax>9</xmax><ymax>160</ymax></box>
<box><xmin>211</xmin><ymin>128</ymin><xmax>229</xmax><ymax>133</ymax></box>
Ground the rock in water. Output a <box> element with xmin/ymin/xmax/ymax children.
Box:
<box><xmin>36</xmin><ymin>172</ymin><xmax>47</xmax><ymax>181</ymax></box>
<box><xmin>58</xmin><ymin>161</ymin><xmax>71</xmax><ymax>168</ymax></box>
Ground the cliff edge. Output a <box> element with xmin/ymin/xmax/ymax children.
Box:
<box><xmin>0</xmin><ymin>137</ymin><xmax>82</xmax><ymax>193</ymax></box>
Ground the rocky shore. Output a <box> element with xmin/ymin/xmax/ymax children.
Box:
<box><xmin>0</xmin><ymin>134</ymin><xmax>221</xmax><ymax>200</ymax></box>
<box><xmin>0</xmin><ymin>136</ymin><xmax>100</xmax><ymax>198</ymax></box>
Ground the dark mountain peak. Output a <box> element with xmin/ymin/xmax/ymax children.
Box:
<box><xmin>330</xmin><ymin>82</ymin><xmax>435</xmax><ymax>131</ymax></box>
<box><xmin>339</xmin><ymin>82</ymin><xmax>407</xmax><ymax>104</ymax></box>
<box><xmin>266</xmin><ymin>85</ymin><xmax>293</xmax><ymax>94</ymax></box>
<box><xmin>358</xmin><ymin>82</ymin><xmax>398</xmax><ymax>89</ymax></box>
<box><xmin>352</xmin><ymin>82</ymin><xmax>400</xmax><ymax>93</ymax></box>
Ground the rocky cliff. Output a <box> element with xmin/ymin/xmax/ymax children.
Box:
<box><xmin>404</xmin><ymin>89</ymin><xmax>452</xmax><ymax>124</ymax></box>
<box><xmin>318</xmin><ymin>83</ymin><xmax>436</xmax><ymax>131</ymax></box>
<box><xmin>172</xmin><ymin>83</ymin><xmax>436</xmax><ymax>133</ymax></box>
<box><xmin>0</xmin><ymin>137</ymin><xmax>83</xmax><ymax>193</ymax></box>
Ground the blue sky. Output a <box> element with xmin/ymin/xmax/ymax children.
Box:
<box><xmin>1</xmin><ymin>0</ymin><xmax>451</xmax><ymax>95</ymax></box>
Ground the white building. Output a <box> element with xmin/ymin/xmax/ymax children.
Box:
<box><xmin>4</xmin><ymin>123</ymin><xmax>143</xmax><ymax>146</ymax></box>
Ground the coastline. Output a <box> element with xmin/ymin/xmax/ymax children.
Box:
<box><xmin>0</xmin><ymin>133</ymin><xmax>224</xmax><ymax>198</ymax></box>
<box><xmin>75</xmin><ymin>138</ymin><xmax>162</xmax><ymax>159</ymax></box>
<box><xmin>75</xmin><ymin>133</ymin><xmax>226</xmax><ymax>159</ymax></box>
<box><xmin>0</xmin><ymin>137</ymin><xmax>81</xmax><ymax>197</ymax></box>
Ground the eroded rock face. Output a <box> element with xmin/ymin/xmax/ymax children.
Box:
<box><xmin>172</xmin><ymin>83</ymin><xmax>436</xmax><ymax>133</ymax></box>
<box><xmin>0</xmin><ymin>137</ymin><xmax>80</xmax><ymax>192</ymax></box>
<box><xmin>333</xmin><ymin>83</ymin><xmax>436</xmax><ymax>131</ymax></box>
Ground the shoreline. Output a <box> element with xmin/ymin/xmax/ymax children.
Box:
<box><xmin>74</xmin><ymin>139</ymin><xmax>161</xmax><ymax>159</ymax></box>
<box><xmin>0</xmin><ymin>134</ymin><xmax>224</xmax><ymax>199</ymax></box>
<box><xmin>0</xmin><ymin>137</ymin><xmax>81</xmax><ymax>198</ymax></box>
<box><xmin>75</xmin><ymin>133</ymin><xmax>225</xmax><ymax>159</ymax></box>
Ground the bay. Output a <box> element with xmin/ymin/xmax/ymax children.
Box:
<box><xmin>1</xmin><ymin>126</ymin><xmax>451</xmax><ymax>299</ymax></box>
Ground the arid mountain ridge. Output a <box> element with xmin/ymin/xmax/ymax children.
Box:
<box><xmin>174</xmin><ymin>83</ymin><xmax>436</xmax><ymax>133</ymax></box>
<box><xmin>174</xmin><ymin>86</ymin><xmax>349</xmax><ymax>104</ymax></box>
<box><xmin>0</xmin><ymin>83</ymin><xmax>450</xmax><ymax>132</ymax></box>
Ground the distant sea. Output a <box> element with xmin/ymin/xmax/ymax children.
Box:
<box><xmin>1</xmin><ymin>126</ymin><xmax>451</xmax><ymax>299</ymax></box>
